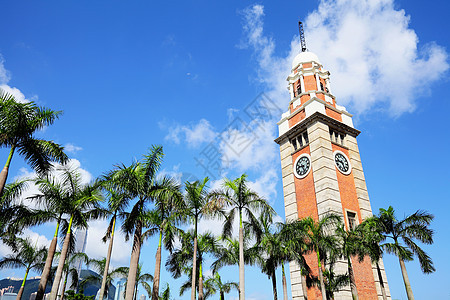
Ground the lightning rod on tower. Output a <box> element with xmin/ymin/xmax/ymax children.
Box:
<box><xmin>298</xmin><ymin>21</ymin><xmax>307</xmax><ymax>52</ymax></box>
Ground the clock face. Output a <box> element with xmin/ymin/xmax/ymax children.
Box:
<box><xmin>334</xmin><ymin>151</ymin><xmax>351</xmax><ymax>175</ymax></box>
<box><xmin>294</xmin><ymin>154</ymin><xmax>311</xmax><ymax>179</ymax></box>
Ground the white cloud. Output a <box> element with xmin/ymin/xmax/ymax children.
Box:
<box><xmin>0</xmin><ymin>84</ymin><xmax>29</xmax><ymax>104</ymax></box>
<box><xmin>0</xmin><ymin>55</ymin><xmax>35</xmax><ymax>104</ymax></box>
<box><xmin>239</xmin><ymin>5</ymin><xmax>296</xmax><ymax>110</ymax></box>
<box><xmin>247</xmin><ymin>167</ymin><xmax>278</xmax><ymax>203</ymax></box>
<box><xmin>240</xmin><ymin>1</ymin><xmax>449</xmax><ymax>117</ymax></box>
<box><xmin>197</xmin><ymin>174</ymin><xmax>281</xmax><ymax>238</ymax></box>
<box><xmin>159</xmin><ymin>164</ymin><xmax>184</xmax><ymax>184</ymax></box>
<box><xmin>12</xmin><ymin>159</ymin><xmax>93</xmax><ymax>209</ymax></box>
<box><xmin>84</xmin><ymin>219</ymin><xmax>132</xmax><ymax>268</ymax></box>
<box><xmin>64</xmin><ymin>143</ymin><xmax>83</xmax><ymax>154</ymax></box>
<box><xmin>164</xmin><ymin>119</ymin><xmax>217</xmax><ymax>148</ymax></box>
<box><xmin>219</xmin><ymin>119</ymin><xmax>278</xmax><ymax>172</ymax></box>
<box><xmin>0</xmin><ymin>55</ymin><xmax>11</xmax><ymax>84</ymax></box>
<box><xmin>0</xmin><ymin>228</ymin><xmax>51</xmax><ymax>278</ymax></box>
<box><xmin>0</xmin><ymin>228</ymin><xmax>52</xmax><ymax>266</ymax></box>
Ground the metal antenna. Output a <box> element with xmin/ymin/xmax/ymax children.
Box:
<box><xmin>298</xmin><ymin>21</ymin><xmax>307</xmax><ymax>52</ymax></box>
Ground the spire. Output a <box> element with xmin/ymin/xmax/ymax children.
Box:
<box><xmin>298</xmin><ymin>21</ymin><xmax>307</xmax><ymax>52</ymax></box>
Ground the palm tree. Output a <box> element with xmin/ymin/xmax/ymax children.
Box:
<box><xmin>79</xmin><ymin>258</ymin><xmax>128</xmax><ymax>299</ymax></box>
<box><xmin>208</xmin><ymin>174</ymin><xmax>274</xmax><ymax>300</ymax></box>
<box><xmin>355</xmin><ymin>219</ymin><xmax>387</xmax><ymax>300</ymax></box>
<box><xmin>182</xmin><ymin>177</ymin><xmax>210</xmax><ymax>300</ymax></box>
<box><xmin>300</xmin><ymin>215</ymin><xmax>341</xmax><ymax>300</ymax></box>
<box><xmin>0</xmin><ymin>237</ymin><xmax>47</xmax><ymax>300</ymax></box>
<box><xmin>96</xmin><ymin>176</ymin><xmax>131</xmax><ymax>300</ymax></box>
<box><xmin>119</xmin><ymin>264</ymin><xmax>153</xmax><ymax>300</ymax></box>
<box><xmin>335</xmin><ymin>224</ymin><xmax>360</xmax><ymax>300</ymax></box>
<box><xmin>142</xmin><ymin>180</ymin><xmax>183</xmax><ymax>300</ymax></box>
<box><xmin>0</xmin><ymin>89</ymin><xmax>68</xmax><ymax>195</ymax></box>
<box><xmin>204</xmin><ymin>272</ymin><xmax>238</xmax><ymax>300</ymax></box>
<box><xmin>47</xmin><ymin>166</ymin><xmax>104</xmax><ymax>300</ymax></box>
<box><xmin>108</xmin><ymin>146</ymin><xmax>180</xmax><ymax>300</ymax></box>
<box><xmin>246</xmin><ymin>213</ymin><xmax>283</xmax><ymax>300</ymax></box>
<box><xmin>321</xmin><ymin>262</ymin><xmax>350</xmax><ymax>300</ymax></box>
<box><xmin>211</xmin><ymin>237</ymin><xmax>239</xmax><ymax>273</ymax></box>
<box><xmin>52</xmin><ymin>252</ymin><xmax>90</xmax><ymax>300</ymax></box>
<box><xmin>166</xmin><ymin>231</ymin><xmax>219</xmax><ymax>300</ymax></box>
<box><xmin>211</xmin><ymin>234</ymin><xmax>259</xmax><ymax>298</ymax></box>
<box><xmin>158</xmin><ymin>283</ymin><xmax>171</xmax><ymax>300</ymax></box>
<box><xmin>277</xmin><ymin>220</ymin><xmax>312</xmax><ymax>300</ymax></box>
<box><xmin>0</xmin><ymin>180</ymin><xmax>33</xmax><ymax>239</ymax></box>
<box><xmin>371</xmin><ymin>206</ymin><xmax>434</xmax><ymax>300</ymax></box>
<box><xmin>31</xmin><ymin>170</ymin><xmax>77</xmax><ymax>300</ymax></box>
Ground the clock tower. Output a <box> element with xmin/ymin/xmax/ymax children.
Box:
<box><xmin>275</xmin><ymin>51</ymin><xmax>391</xmax><ymax>300</ymax></box>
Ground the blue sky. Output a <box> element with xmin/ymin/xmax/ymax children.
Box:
<box><xmin>1</xmin><ymin>0</ymin><xmax>449</xmax><ymax>299</ymax></box>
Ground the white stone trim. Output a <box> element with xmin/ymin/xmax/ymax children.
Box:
<box><xmin>305</xmin><ymin>98</ymin><xmax>325</xmax><ymax>117</ymax></box>
<box><xmin>341</xmin><ymin>113</ymin><xmax>354</xmax><ymax>128</ymax></box>
<box><xmin>293</xmin><ymin>153</ymin><xmax>312</xmax><ymax>179</ymax></box>
<box><xmin>278</xmin><ymin>118</ymin><xmax>289</xmax><ymax>136</ymax></box>
<box><xmin>315</xmin><ymin>73</ymin><xmax>320</xmax><ymax>91</ymax></box>
<box><xmin>300</xmin><ymin>75</ymin><xmax>305</xmax><ymax>94</ymax></box>
<box><xmin>293</xmin><ymin>98</ymin><xmax>301</xmax><ymax>110</ymax></box>
<box><xmin>333</xmin><ymin>150</ymin><xmax>352</xmax><ymax>175</ymax></box>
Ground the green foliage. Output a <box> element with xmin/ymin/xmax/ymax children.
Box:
<box><xmin>0</xmin><ymin>89</ymin><xmax>68</xmax><ymax>189</ymax></box>
<box><xmin>0</xmin><ymin>180</ymin><xmax>33</xmax><ymax>238</ymax></box>
<box><xmin>64</xmin><ymin>290</ymin><xmax>95</xmax><ymax>300</ymax></box>
<box><xmin>0</xmin><ymin>237</ymin><xmax>47</xmax><ymax>272</ymax></box>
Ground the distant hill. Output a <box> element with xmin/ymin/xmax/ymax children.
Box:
<box><xmin>0</xmin><ymin>276</ymin><xmax>49</xmax><ymax>300</ymax></box>
<box><xmin>0</xmin><ymin>270</ymin><xmax>116</xmax><ymax>300</ymax></box>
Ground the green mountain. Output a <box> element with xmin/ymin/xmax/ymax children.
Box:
<box><xmin>0</xmin><ymin>270</ymin><xmax>116</xmax><ymax>300</ymax></box>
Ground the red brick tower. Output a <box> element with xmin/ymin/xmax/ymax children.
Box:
<box><xmin>275</xmin><ymin>51</ymin><xmax>391</xmax><ymax>300</ymax></box>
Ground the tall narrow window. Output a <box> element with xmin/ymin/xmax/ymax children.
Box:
<box><xmin>303</xmin><ymin>132</ymin><xmax>309</xmax><ymax>145</ymax></box>
<box><xmin>292</xmin><ymin>138</ymin><xmax>298</xmax><ymax>151</ymax></box>
<box><xmin>320</xmin><ymin>82</ymin><xmax>324</xmax><ymax>91</ymax></box>
<box><xmin>347</xmin><ymin>211</ymin><xmax>357</xmax><ymax>230</ymax></box>
<box><xmin>296</xmin><ymin>83</ymin><xmax>302</xmax><ymax>96</ymax></box>
<box><xmin>297</xmin><ymin>136</ymin><xmax>303</xmax><ymax>148</ymax></box>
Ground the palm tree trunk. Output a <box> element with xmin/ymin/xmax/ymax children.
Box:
<box><xmin>347</xmin><ymin>258</ymin><xmax>358</xmax><ymax>300</ymax></box>
<box><xmin>0</xmin><ymin>145</ymin><xmax>15</xmax><ymax>196</ymax></box>
<box><xmin>60</xmin><ymin>272</ymin><xmax>68</xmax><ymax>300</ymax></box>
<box><xmin>15</xmin><ymin>267</ymin><xmax>29</xmax><ymax>300</ymax></box>
<box><xmin>316</xmin><ymin>251</ymin><xmax>327</xmax><ymax>300</ymax></box>
<box><xmin>36</xmin><ymin>221</ymin><xmax>60</xmax><ymax>300</ymax></box>
<box><xmin>191</xmin><ymin>223</ymin><xmax>198</xmax><ymax>300</ymax></box>
<box><xmin>376</xmin><ymin>262</ymin><xmax>387</xmax><ymax>300</ymax></box>
<box><xmin>151</xmin><ymin>231</ymin><xmax>163</xmax><ymax>300</ymax></box>
<box><xmin>99</xmin><ymin>216</ymin><xmax>116</xmax><ymax>300</ymax></box>
<box><xmin>399</xmin><ymin>257</ymin><xmax>414</xmax><ymax>300</ymax></box>
<box><xmin>49</xmin><ymin>215</ymin><xmax>74</xmax><ymax>300</ymax></box>
<box><xmin>198</xmin><ymin>262</ymin><xmax>204</xmax><ymax>300</ymax></box>
<box><xmin>282</xmin><ymin>264</ymin><xmax>288</xmax><ymax>300</ymax></box>
<box><xmin>271</xmin><ymin>269</ymin><xmax>278</xmax><ymax>300</ymax></box>
<box><xmin>125</xmin><ymin>223</ymin><xmax>142</xmax><ymax>300</ymax></box>
<box><xmin>239</xmin><ymin>211</ymin><xmax>245</xmax><ymax>300</ymax></box>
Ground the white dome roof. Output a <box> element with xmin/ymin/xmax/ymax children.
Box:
<box><xmin>291</xmin><ymin>51</ymin><xmax>321</xmax><ymax>69</ymax></box>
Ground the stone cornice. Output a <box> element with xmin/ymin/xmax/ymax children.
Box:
<box><xmin>287</xmin><ymin>68</ymin><xmax>330</xmax><ymax>83</ymax></box>
<box><xmin>274</xmin><ymin>111</ymin><xmax>361</xmax><ymax>145</ymax></box>
<box><xmin>288</xmin><ymin>91</ymin><xmax>336</xmax><ymax>108</ymax></box>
